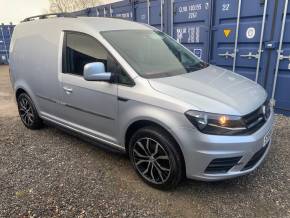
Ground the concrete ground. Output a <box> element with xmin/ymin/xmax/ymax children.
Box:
<box><xmin>0</xmin><ymin>65</ymin><xmax>289</xmax><ymax>217</ymax></box>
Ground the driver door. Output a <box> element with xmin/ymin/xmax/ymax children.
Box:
<box><xmin>60</xmin><ymin>31</ymin><xmax>118</xmax><ymax>145</ymax></box>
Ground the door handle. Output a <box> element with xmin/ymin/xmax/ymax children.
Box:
<box><xmin>63</xmin><ymin>87</ymin><xmax>73</xmax><ymax>94</ymax></box>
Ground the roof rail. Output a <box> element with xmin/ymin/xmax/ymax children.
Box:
<box><xmin>21</xmin><ymin>13</ymin><xmax>76</xmax><ymax>23</ymax></box>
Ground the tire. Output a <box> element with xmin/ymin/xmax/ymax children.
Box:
<box><xmin>17</xmin><ymin>93</ymin><xmax>43</xmax><ymax>129</ymax></box>
<box><xmin>129</xmin><ymin>126</ymin><xmax>183</xmax><ymax>190</ymax></box>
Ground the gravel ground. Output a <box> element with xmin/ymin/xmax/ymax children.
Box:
<box><xmin>0</xmin><ymin>65</ymin><xmax>290</xmax><ymax>218</ymax></box>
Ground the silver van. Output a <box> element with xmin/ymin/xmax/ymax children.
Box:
<box><xmin>9</xmin><ymin>16</ymin><xmax>274</xmax><ymax>189</ymax></box>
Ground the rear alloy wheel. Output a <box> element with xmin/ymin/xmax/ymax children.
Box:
<box><xmin>17</xmin><ymin>93</ymin><xmax>43</xmax><ymax>129</ymax></box>
<box><xmin>129</xmin><ymin>127</ymin><xmax>183</xmax><ymax>189</ymax></box>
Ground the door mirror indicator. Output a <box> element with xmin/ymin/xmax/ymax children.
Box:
<box><xmin>84</xmin><ymin>62</ymin><xmax>111</xmax><ymax>82</ymax></box>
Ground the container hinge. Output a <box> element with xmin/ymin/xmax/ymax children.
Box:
<box><xmin>218</xmin><ymin>51</ymin><xmax>235</xmax><ymax>59</ymax></box>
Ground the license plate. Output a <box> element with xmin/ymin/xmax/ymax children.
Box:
<box><xmin>263</xmin><ymin>129</ymin><xmax>272</xmax><ymax>147</ymax></box>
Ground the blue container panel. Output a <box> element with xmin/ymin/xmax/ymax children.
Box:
<box><xmin>269</xmin><ymin>2</ymin><xmax>290</xmax><ymax>114</ymax></box>
<box><xmin>89</xmin><ymin>5</ymin><xmax>110</xmax><ymax>17</ymax></box>
<box><xmin>111</xmin><ymin>0</ymin><xmax>133</xmax><ymax>20</ymax></box>
<box><xmin>0</xmin><ymin>44</ymin><xmax>9</xmax><ymax>51</ymax></box>
<box><xmin>1</xmin><ymin>32</ymin><xmax>11</xmax><ymax>38</ymax></box>
<box><xmin>135</xmin><ymin>1</ymin><xmax>149</xmax><ymax>24</ymax></box>
<box><xmin>0</xmin><ymin>25</ymin><xmax>14</xmax><ymax>65</ymax></box>
<box><xmin>0</xmin><ymin>52</ymin><xmax>8</xmax><ymax>65</ymax></box>
<box><xmin>210</xmin><ymin>0</ymin><xmax>276</xmax><ymax>82</ymax></box>
<box><xmin>135</xmin><ymin>0</ymin><xmax>162</xmax><ymax>30</ymax></box>
<box><xmin>173</xmin><ymin>0</ymin><xmax>211</xmax><ymax>61</ymax></box>
<box><xmin>88</xmin><ymin>6</ymin><xmax>100</xmax><ymax>16</ymax></box>
<box><xmin>98</xmin><ymin>5</ymin><xmax>110</xmax><ymax>17</ymax></box>
<box><xmin>69</xmin><ymin>8</ymin><xmax>89</xmax><ymax>17</ymax></box>
<box><xmin>0</xmin><ymin>40</ymin><xmax>9</xmax><ymax>50</ymax></box>
<box><xmin>149</xmin><ymin>0</ymin><xmax>162</xmax><ymax>29</ymax></box>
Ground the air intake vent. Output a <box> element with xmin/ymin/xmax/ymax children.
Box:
<box><xmin>243</xmin><ymin>143</ymin><xmax>269</xmax><ymax>171</ymax></box>
<box><xmin>205</xmin><ymin>156</ymin><xmax>242</xmax><ymax>174</ymax></box>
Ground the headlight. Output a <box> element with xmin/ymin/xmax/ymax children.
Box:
<box><xmin>263</xmin><ymin>100</ymin><xmax>272</xmax><ymax>120</ymax></box>
<box><xmin>185</xmin><ymin>110</ymin><xmax>247</xmax><ymax>135</ymax></box>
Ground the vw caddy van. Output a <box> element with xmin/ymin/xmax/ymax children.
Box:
<box><xmin>9</xmin><ymin>15</ymin><xmax>274</xmax><ymax>189</ymax></box>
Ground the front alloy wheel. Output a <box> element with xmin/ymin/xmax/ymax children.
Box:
<box><xmin>129</xmin><ymin>127</ymin><xmax>183</xmax><ymax>189</ymax></box>
<box><xmin>132</xmin><ymin>137</ymin><xmax>171</xmax><ymax>184</ymax></box>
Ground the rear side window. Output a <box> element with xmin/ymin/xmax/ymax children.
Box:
<box><xmin>62</xmin><ymin>32</ymin><xmax>108</xmax><ymax>76</ymax></box>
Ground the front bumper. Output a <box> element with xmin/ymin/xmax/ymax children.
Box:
<box><xmin>174</xmin><ymin>110</ymin><xmax>274</xmax><ymax>181</ymax></box>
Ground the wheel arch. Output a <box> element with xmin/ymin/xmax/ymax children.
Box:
<box><xmin>124</xmin><ymin>119</ymin><xmax>186</xmax><ymax>175</ymax></box>
<box><xmin>15</xmin><ymin>88</ymin><xmax>27</xmax><ymax>99</ymax></box>
<box><xmin>14</xmin><ymin>81</ymin><xmax>40</xmax><ymax>113</ymax></box>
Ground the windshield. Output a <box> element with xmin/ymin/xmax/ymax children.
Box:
<box><xmin>101</xmin><ymin>30</ymin><xmax>208</xmax><ymax>79</ymax></box>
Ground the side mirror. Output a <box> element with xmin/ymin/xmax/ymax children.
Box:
<box><xmin>83</xmin><ymin>62</ymin><xmax>111</xmax><ymax>82</ymax></box>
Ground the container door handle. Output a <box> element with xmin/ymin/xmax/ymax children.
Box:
<box><xmin>218</xmin><ymin>51</ymin><xmax>235</xmax><ymax>59</ymax></box>
<box><xmin>279</xmin><ymin>53</ymin><xmax>290</xmax><ymax>61</ymax></box>
<box><xmin>240</xmin><ymin>51</ymin><xmax>260</xmax><ymax>60</ymax></box>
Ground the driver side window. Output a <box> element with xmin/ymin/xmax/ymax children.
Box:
<box><xmin>62</xmin><ymin>31</ymin><xmax>134</xmax><ymax>86</ymax></box>
<box><xmin>62</xmin><ymin>32</ymin><xmax>108</xmax><ymax>76</ymax></box>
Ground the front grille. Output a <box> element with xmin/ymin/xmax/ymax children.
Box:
<box><xmin>242</xmin><ymin>143</ymin><xmax>269</xmax><ymax>171</ymax></box>
<box><xmin>205</xmin><ymin>156</ymin><xmax>242</xmax><ymax>174</ymax></box>
<box><xmin>241</xmin><ymin>101</ymin><xmax>270</xmax><ymax>134</ymax></box>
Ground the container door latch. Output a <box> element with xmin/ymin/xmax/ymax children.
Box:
<box><xmin>218</xmin><ymin>51</ymin><xmax>235</xmax><ymax>59</ymax></box>
<box><xmin>240</xmin><ymin>51</ymin><xmax>262</xmax><ymax>60</ymax></box>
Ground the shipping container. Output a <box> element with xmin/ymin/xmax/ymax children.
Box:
<box><xmin>0</xmin><ymin>24</ymin><xmax>14</xmax><ymax>65</ymax></box>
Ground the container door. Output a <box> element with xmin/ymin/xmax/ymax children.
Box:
<box><xmin>135</xmin><ymin>0</ymin><xmax>150</xmax><ymax>24</ymax></box>
<box><xmin>210</xmin><ymin>0</ymin><xmax>275</xmax><ymax>83</ymax></box>
<box><xmin>266</xmin><ymin>0</ymin><xmax>290</xmax><ymax>115</ymax></box>
<box><xmin>96</xmin><ymin>5</ymin><xmax>110</xmax><ymax>17</ymax></box>
<box><xmin>70</xmin><ymin>8</ymin><xmax>89</xmax><ymax>17</ymax></box>
<box><xmin>135</xmin><ymin>0</ymin><xmax>164</xmax><ymax>31</ymax></box>
<box><xmin>88</xmin><ymin>6</ymin><xmax>100</xmax><ymax>17</ymax></box>
<box><xmin>0</xmin><ymin>25</ymin><xmax>9</xmax><ymax>65</ymax></box>
<box><xmin>111</xmin><ymin>0</ymin><xmax>134</xmax><ymax>20</ymax></box>
<box><xmin>149</xmin><ymin>0</ymin><xmax>163</xmax><ymax>30</ymax></box>
<box><xmin>170</xmin><ymin>0</ymin><xmax>211</xmax><ymax>61</ymax></box>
